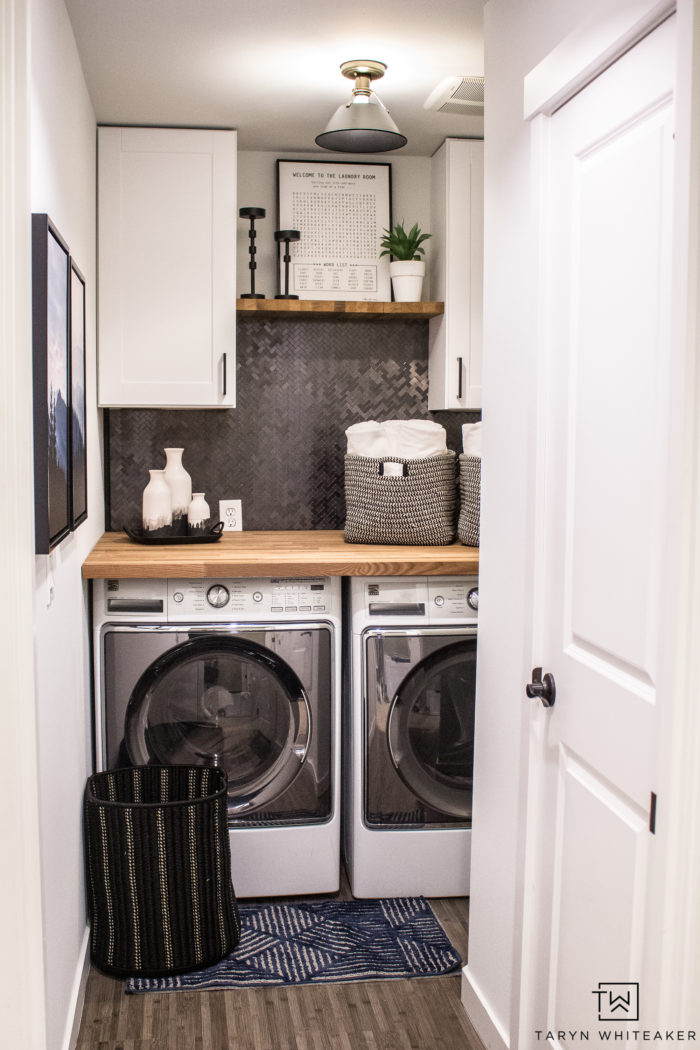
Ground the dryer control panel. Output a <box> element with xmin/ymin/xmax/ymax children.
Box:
<box><xmin>356</xmin><ymin>576</ymin><xmax>478</xmax><ymax>627</ymax></box>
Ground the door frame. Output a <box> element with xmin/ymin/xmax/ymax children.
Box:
<box><xmin>516</xmin><ymin>0</ymin><xmax>700</xmax><ymax>1040</ymax></box>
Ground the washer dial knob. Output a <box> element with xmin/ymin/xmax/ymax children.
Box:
<box><xmin>467</xmin><ymin>587</ymin><xmax>479</xmax><ymax>611</ymax></box>
<box><xmin>206</xmin><ymin>584</ymin><xmax>230</xmax><ymax>608</ymax></box>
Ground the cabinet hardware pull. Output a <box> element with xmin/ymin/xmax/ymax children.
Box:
<box><xmin>457</xmin><ymin>356</ymin><xmax>463</xmax><ymax>400</ymax></box>
<box><xmin>222</xmin><ymin>352</ymin><xmax>227</xmax><ymax>396</ymax></box>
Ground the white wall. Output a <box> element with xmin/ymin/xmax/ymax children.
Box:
<box><xmin>463</xmin><ymin>1</ymin><xmax>663</xmax><ymax>1047</ymax></box>
<box><xmin>237</xmin><ymin>149</ymin><xmax>433</xmax><ymax>298</ymax></box>
<box><xmin>29</xmin><ymin>0</ymin><xmax>103</xmax><ymax>1046</ymax></box>
<box><xmin>0</xmin><ymin>0</ymin><xmax>47</xmax><ymax>1045</ymax></box>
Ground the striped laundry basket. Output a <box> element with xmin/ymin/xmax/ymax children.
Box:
<box><xmin>84</xmin><ymin>765</ymin><xmax>240</xmax><ymax>978</ymax></box>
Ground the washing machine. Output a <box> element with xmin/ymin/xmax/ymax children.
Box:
<box><xmin>343</xmin><ymin>575</ymin><xmax>478</xmax><ymax>898</ymax></box>
<box><xmin>93</xmin><ymin>575</ymin><xmax>341</xmax><ymax>898</ymax></box>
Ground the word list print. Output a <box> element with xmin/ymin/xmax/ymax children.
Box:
<box><xmin>277</xmin><ymin>161</ymin><xmax>392</xmax><ymax>301</ymax></box>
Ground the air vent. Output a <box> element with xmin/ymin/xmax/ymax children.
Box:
<box><xmin>424</xmin><ymin>76</ymin><xmax>484</xmax><ymax>115</ymax></box>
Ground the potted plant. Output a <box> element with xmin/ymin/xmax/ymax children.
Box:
<box><xmin>379</xmin><ymin>221</ymin><xmax>431</xmax><ymax>302</ymax></box>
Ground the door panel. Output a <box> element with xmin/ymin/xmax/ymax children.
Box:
<box><xmin>549</xmin><ymin>751</ymin><xmax>650</xmax><ymax>1030</ymax></box>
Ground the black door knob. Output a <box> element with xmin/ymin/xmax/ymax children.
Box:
<box><xmin>526</xmin><ymin>667</ymin><xmax>556</xmax><ymax>707</ymax></box>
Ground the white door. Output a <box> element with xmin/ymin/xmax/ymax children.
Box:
<box><xmin>521</xmin><ymin>16</ymin><xmax>675</xmax><ymax>1040</ymax></box>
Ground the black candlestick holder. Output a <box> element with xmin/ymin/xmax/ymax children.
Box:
<box><xmin>239</xmin><ymin>206</ymin><xmax>266</xmax><ymax>299</ymax></box>
<box><xmin>274</xmin><ymin>229</ymin><xmax>301</xmax><ymax>299</ymax></box>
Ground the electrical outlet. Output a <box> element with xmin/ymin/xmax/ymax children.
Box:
<box><xmin>219</xmin><ymin>499</ymin><xmax>242</xmax><ymax>531</ymax></box>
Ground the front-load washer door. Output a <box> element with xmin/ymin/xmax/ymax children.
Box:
<box><xmin>364</xmin><ymin>629</ymin><xmax>477</xmax><ymax>827</ymax></box>
<box><xmin>124</xmin><ymin>634</ymin><xmax>312</xmax><ymax>819</ymax></box>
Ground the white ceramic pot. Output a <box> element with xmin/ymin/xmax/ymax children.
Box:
<box><xmin>187</xmin><ymin>493</ymin><xmax>211</xmax><ymax>535</ymax></box>
<box><xmin>389</xmin><ymin>260</ymin><xmax>426</xmax><ymax>303</ymax></box>
<box><xmin>163</xmin><ymin>447</ymin><xmax>192</xmax><ymax>535</ymax></box>
<box><xmin>142</xmin><ymin>470</ymin><xmax>173</xmax><ymax>533</ymax></box>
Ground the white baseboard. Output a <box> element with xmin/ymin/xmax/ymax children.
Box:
<box><xmin>461</xmin><ymin>965</ymin><xmax>510</xmax><ymax>1050</ymax></box>
<box><xmin>62</xmin><ymin>926</ymin><xmax>90</xmax><ymax>1050</ymax></box>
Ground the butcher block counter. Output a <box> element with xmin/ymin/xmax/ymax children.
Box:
<box><xmin>82</xmin><ymin>530</ymin><xmax>479</xmax><ymax>579</ymax></box>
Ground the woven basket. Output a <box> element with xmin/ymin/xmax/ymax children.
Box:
<box><xmin>457</xmin><ymin>454</ymin><xmax>481</xmax><ymax>546</ymax></box>
<box><xmin>344</xmin><ymin>452</ymin><xmax>457</xmax><ymax>545</ymax></box>
<box><xmin>84</xmin><ymin>766</ymin><xmax>240</xmax><ymax>978</ymax></box>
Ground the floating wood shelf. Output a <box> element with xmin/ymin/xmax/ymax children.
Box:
<box><xmin>82</xmin><ymin>530</ymin><xmax>478</xmax><ymax>579</ymax></box>
<box><xmin>236</xmin><ymin>299</ymin><xmax>444</xmax><ymax>320</ymax></box>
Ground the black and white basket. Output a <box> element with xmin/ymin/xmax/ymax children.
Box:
<box><xmin>457</xmin><ymin>454</ymin><xmax>481</xmax><ymax>547</ymax></box>
<box><xmin>84</xmin><ymin>765</ymin><xmax>240</xmax><ymax>978</ymax></box>
<box><xmin>344</xmin><ymin>451</ymin><xmax>458</xmax><ymax>546</ymax></box>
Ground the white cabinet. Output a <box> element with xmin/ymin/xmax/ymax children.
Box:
<box><xmin>98</xmin><ymin>127</ymin><xmax>237</xmax><ymax>408</ymax></box>
<box><xmin>428</xmin><ymin>138</ymin><xmax>483</xmax><ymax>410</ymax></box>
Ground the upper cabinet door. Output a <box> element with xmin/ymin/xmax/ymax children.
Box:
<box><xmin>428</xmin><ymin>138</ymin><xmax>483</xmax><ymax>411</ymax></box>
<box><xmin>98</xmin><ymin>127</ymin><xmax>236</xmax><ymax>408</ymax></box>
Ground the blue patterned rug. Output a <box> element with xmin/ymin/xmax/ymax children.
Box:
<box><xmin>126</xmin><ymin>897</ymin><xmax>461</xmax><ymax>992</ymax></box>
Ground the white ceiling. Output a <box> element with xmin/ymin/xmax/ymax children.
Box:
<box><xmin>63</xmin><ymin>0</ymin><xmax>485</xmax><ymax>156</ymax></box>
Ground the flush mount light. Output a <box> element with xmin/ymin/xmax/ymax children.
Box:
<box><xmin>315</xmin><ymin>59</ymin><xmax>407</xmax><ymax>153</ymax></box>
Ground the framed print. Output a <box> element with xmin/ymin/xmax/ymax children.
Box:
<box><xmin>276</xmin><ymin>159</ymin><xmax>392</xmax><ymax>301</ymax></box>
<box><xmin>70</xmin><ymin>261</ymin><xmax>87</xmax><ymax>529</ymax></box>
<box><xmin>32</xmin><ymin>214</ymin><xmax>71</xmax><ymax>554</ymax></box>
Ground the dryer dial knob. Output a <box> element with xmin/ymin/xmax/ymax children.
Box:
<box><xmin>467</xmin><ymin>587</ymin><xmax>479</xmax><ymax>611</ymax></box>
<box><xmin>206</xmin><ymin>584</ymin><xmax>230</xmax><ymax>608</ymax></box>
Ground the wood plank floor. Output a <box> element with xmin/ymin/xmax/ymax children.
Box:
<box><xmin>75</xmin><ymin>872</ymin><xmax>486</xmax><ymax>1050</ymax></box>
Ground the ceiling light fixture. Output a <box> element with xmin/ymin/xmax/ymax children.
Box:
<box><xmin>315</xmin><ymin>60</ymin><xmax>407</xmax><ymax>153</ymax></box>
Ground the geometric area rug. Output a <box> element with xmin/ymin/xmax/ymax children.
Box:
<box><xmin>126</xmin><ymin>897</ymin><xmax>462</xmax><ymax>992</ymax></box>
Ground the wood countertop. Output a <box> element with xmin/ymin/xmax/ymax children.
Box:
<box><xmin>82</xmin><ymin>530</ymin><xmax>479</xmax><ymax>579</ymax></box>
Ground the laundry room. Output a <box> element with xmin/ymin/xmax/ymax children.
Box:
<box><xmin>5</xmin><ymin>1</ymin><xmax>700</xmax><ymax>1049</ymax></box>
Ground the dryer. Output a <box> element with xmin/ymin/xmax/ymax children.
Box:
<box><xmin>343</xmin><ymin>575</ymin><xmax>478</xmax><ymax>898</ymax></box>
<box><xmin>93</xmin><ymin>576</ymin><xmax>341</xmax><ymax>898</ymax></box>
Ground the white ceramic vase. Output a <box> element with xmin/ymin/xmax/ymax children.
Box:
<box><xmin>187</xmin><ymin>493</ymin><xmax>211</xmax><ymax>535</ymax></box>
<box><xmin>163</xmin><ymin>447</ymin><xmax>192</xmax><ymax>535</ymax></box>
<box><xmin>389</xmin><ymin>260</ymin><xmax>426</xmax><ymax>302</ymax></box>
<box><xmin>142</xmin><ymin>470</ymin><xmax>173</xmax><ymax>533</ymax></box>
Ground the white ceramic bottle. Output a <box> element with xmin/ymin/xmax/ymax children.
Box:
<box><xmin>142</xmin><ymin>470</ymin><xmax>173</xmax><ymax>534</ymax></box>
<box><xmin>187</xmin><ymin>493</ymin><xmax>211</xmax><ymax>535</ymax></box>
<box><xmin>163</xmin><ymin>447</ymin><xmax>192</xmax><ymax>535</ymax></box>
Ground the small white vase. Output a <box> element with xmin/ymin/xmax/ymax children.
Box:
<box><xmin>142</xmin><ymin>470</ymin><xmax>173</xmax><ymax>534</ymax></box>
<box><xmin>163</xmin><ymin>447</ymin><xmax>192</xmax><ymax>535</ymax></box>
<box><xmin>389</xmin><ymin>260</ymin><xmax>426</xmax><ymax>303</ymax></box>
<box><xmin>187</xmin><ymin>493</ymin><xmax>211</xmax><ymax>535</ymax></box>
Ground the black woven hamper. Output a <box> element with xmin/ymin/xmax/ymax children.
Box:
<box><xmin>84</xmin><ymin>765</ymin><xmax>240</xmax><ymax>978</ymax></box>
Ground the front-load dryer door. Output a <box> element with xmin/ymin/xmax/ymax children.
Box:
<box><xmin>124</xmin><ymin>635</ymin><xmax>311</xmax><ymax>818</ymax></box>
<box><xmin>364</xmin><ymin>630</ymin><xmax>477</xmax><ymax>827</ymax></box>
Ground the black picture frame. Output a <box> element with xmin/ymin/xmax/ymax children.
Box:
<box><xmin>276</xmin><ymin>159</ymin><xmax>392</xmax><ymax>301</ymax></box>
<box><xmin>70</xmin><ymin>261</ymin><xmax>87</xmax><ymax>529</ymax></box>
<box><xmin>32</xmin><ymin>214</ymin><xmax>72</xmax><ymax>554</ymax></box>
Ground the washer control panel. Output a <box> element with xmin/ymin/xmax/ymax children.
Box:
<box><xmin>167</xmin><ymin>577</ymin><xmax>338</xmax><ymax>620</ymax></box>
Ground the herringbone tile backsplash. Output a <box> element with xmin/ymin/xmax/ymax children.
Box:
<box><xmin>106</xmin><ymin>318</ymin><xmax>479</xmax><ymax>531</ymax></box>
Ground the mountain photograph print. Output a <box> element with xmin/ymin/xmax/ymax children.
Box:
<box><xmin>32</xmin><ymin>214</ymin><xmax>72</xmax><ymax>554</ymax></box>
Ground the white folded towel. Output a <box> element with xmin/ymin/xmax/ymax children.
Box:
<box><xmin>346</xmin><ymin>419</ymin><xmax>448</xmax><ymax>459</ymax></box>
<box><xmin>345</xmin><ymin>421</ymin><xmax>388</xmax><ymax>458</ymax></box>
<box><xmin>383</xmin><ymin>419</ymin><xmax>447</xmax><ymax>458</ymax></box>
<box><xmin>462</xmin><ymin>422</ymin><xmax>482</xmax><ymax>458</ymax></box>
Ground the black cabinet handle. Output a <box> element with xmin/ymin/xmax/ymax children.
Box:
<box><xmin>457</xmin><ymin>356</ymin><xmax>463</xmax><ymax>400</ymax></box>
<box><xmin>222</xmin><ymin>352</ymin><xmax>227</xmax><ymax>396</ymax></box>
